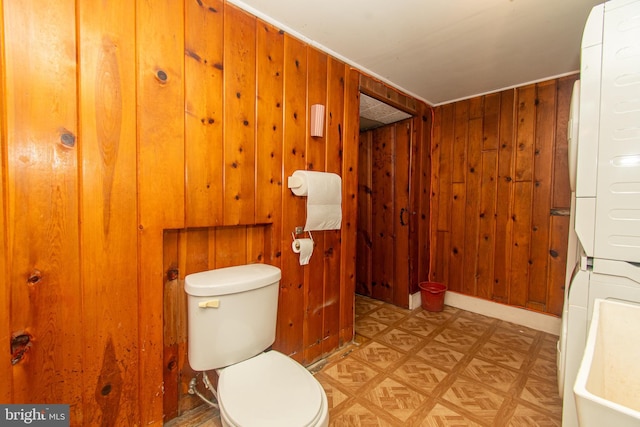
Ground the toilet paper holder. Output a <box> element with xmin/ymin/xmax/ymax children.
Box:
<box><xmin>287</xmin><ymin>175</ymin><xmax>304</xmax><ymax>190</ymax></box>
<box><xmin>291</xmin><ymin>228</ymin><xmax>313</xmax><ymax>250</ymax></box>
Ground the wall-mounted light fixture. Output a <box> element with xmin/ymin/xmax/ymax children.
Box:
<box><xmin>310</xmin><ymin>104</ymin><xmax>325</xmax><ymax>137</ymax></box>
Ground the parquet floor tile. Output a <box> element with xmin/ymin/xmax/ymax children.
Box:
<box><xmin>166</xmin><ymin>295</ymin><xmax>562</xmax><ymax>426</ymax></box>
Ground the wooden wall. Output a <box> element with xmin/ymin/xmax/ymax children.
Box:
<box><xmin>359</xmin><ymin>76</ymin><xmax>432</xmax><ymax>298</ymax></box>
<box><xmin>429</xmin><ymin>75</ymin><xmax>577</xmax><ymax>316</ymax></box>
<box><xmin>357</xmin><ymin>122</ymin><xmax>411</xmax><ymax>304</ymax></box>
<box><xmin>0</xmin><ymin>0</ymin><xmax>363</xmax><ymax>424</ymax></box>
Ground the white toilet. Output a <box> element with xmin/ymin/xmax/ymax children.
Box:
<box><xmin>185</xmin><ymin>263</ymin><xmax>329</xmax><ymax>427</ymax></box>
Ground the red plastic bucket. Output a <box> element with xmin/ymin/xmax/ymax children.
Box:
<box><xmin>418</xmin><ymin>282</ymin><xmax>447</xmax><ymax>312</ymax></box>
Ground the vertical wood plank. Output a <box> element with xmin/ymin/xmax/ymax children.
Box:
<box><xmin>340</xmin><ymin>67</ymin><xmax>359</xmax><ymax>345</ymax></box>
<box><xmin>256</xmin><ymin>20</ymin><xmax>284</xmax><ymax>268</ymax></box>
<box><xmin>180</xmin><ymin>228</ymin><xmax>211</xmax><ymax>414</ymax></box>
<box><xmin>429</xmin><ymin>108</ymin><xmax>442</xmax><ymax>281</ymax></box>
<box><xmin>255</xmin><ymin>22</ymin><xmax>284</xmax><ymax>278</ymax></box>
<box><xmin>215</xmin><ymin>227</ymin><xmax>248</xmax><ymax>268</ymax></box>
<box><xmin>514</xmin><ymin>85</ymin><xmax>536</xmax><ymax>182</ymax></box>
<box><xmin>303</xmin><ymin>47</ymin><xmax>327</xmax><ymax>364</ymax></box>
<box><xmin>137</xmin><ymin>0</ymin><xmax>185</xmax><ymax>231</ymax></box>
<box><xmin>433</xmin><ymin>231</ymin><xmax>450</xmax><ymax>284</ymax></box>
<box><xmin>452</xmin><ymin>101</ymin><xmax>469</xmax><ymax>183</ymax></box>
<box><xmin>547</xmin><ymin>215</ymin><xmax>570</xmax><ymax>316</ymax></box>
<box><xmin>0</xmin><ymin>0</ymin><xmax>12</xmax><ymax>403</ymax></box>
<box><xmin>246</xmin><ymin>225</ymin><xmax>266</xmax><ymax>264</ymax></box>
<box><xmin>136</xmin><ymin>0</ymin><xmax>185</xmax><ymax>422</ymax></box>
<box><xmin>493</xmin><ymin>90</ymin><xmax>515</xmax><ymax>303</ymax></box>
<box><xmin>185</xmin><ymin>0</ymin><xmax>224</xmax><ymax>227</ymax></box>
<box><xmin>185</xmin><ymin>229</ymin><xmax>211</xmax><ymax>274</ymax></box>
<box><xmin>510</xmin><ymin>181</ymin><xmax>533</xmax><ymax>307</ymax></box>
<box><xmin>528</xmin><ymin>81</ymin><xmax>557</xmax><ymax>308</ymax></box>
<box><xmin>552</xmin><ymin>75</ymin><xmax>577</xmax><ymax>209</ymax></box>
<box><xmin>356</xmin><ymin>131</ymin><xmax>373</xmax><ymax>297</ymax></box>
<box><xmin>371</xmin><ymin>125</ymin><xmax>395</xmax><ymax>303</ymax></box>
<box><xmin>469</xmin><ymin>96</ymin><xmax>484</xmax><ymax>119</ymax></box>
<box><xmin>306</xmin><ymin>48</ymin><xmax>328</xmax><ymax>172</ymax></box>
<box><xmin>412</xmin><ymin>110</ymin><xmax>429</xmax><ymax>291</ymax></box>
<box><xmin>449</xmin><ymin>183</ymin><xmax>466</xmax><ymax>292</ymax></box>
<box><xmin>394</xmin><ymin>120</ymin><xmax>411</xmax><ymax>307</ymax></box>
<box><xmin>4</xmin><ymin>0</ymin><xmax>83</xmax><ymax>416</ymax></box>
<box><xmin>483</xmin><ymin>94</ymin><xmax>501</xmax><ymax>151</ymax></box>
<box><xmin>476</xmin><ymin>94</ymin><xmax>500</xmax><ymax>299</ymax></box>
<box><xmin>78</xmin><ymin>0</ymin><xmax>139</xmax><ymax>424</ymax></box>
<box><xmin>436</xmin><ymin>104</ymin><xmax>454</xmax><ymax>231</ymax></box>
<box><xmin>476</xmin><ymin>150</ymin><xmax>498</xmax><ymax>299</ymax></box>
<box><xmin>462</xmin><ymin>117</ymin><xmax>483</xmax><ymax>295</ymax></box>
<box><xmin>162</xmin><ymin>231</ymin><xmax>180</xmax><ymax>420</ymax></box>
<box><xmin>323</xmin><ymin>57</ymin><xmax>345</xmax><ymax>355</ymax></box>
<box><xmin>275</xmin><ymin>35</ymin><xmax>307</xmax><ymax>360</ymax></box>
<box><xmin>223</xmin><ymin>4</ymin><xmax>256</xmax><ymax>225</ymax></box>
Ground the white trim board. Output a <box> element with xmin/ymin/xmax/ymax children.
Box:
<box><xmin>411</xmin><ymin>290</ymin><xmax>561</xmax><ymax>336</ymax></box>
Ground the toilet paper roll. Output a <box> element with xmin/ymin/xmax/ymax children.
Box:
<box><xmin>292</xmin><ymin>238</ymin><xmax>314</xmax><ymax>265</ymax></box>
<box><xmin>290</xmin><ymin>170</ymin><xmax>342</xmax><ymax>231</ymax></box>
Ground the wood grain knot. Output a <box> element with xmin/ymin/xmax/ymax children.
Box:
<box><xmin>156</xmin><ymin>69</ymin><xmax>168</xmax><ymax>83</ymax></box>
<box><xmin>11</xmin><ymin>332</ymin><xmax>32</xmax><ymax>365</ymax></box>
<box><xmin>101</xmin><ymin>384</ymin><xmax>112</xmax><ymax>396</ymax></box>
<box><xmin>27</xmin><ymin>269</ymin><xmax>42</xmax><ymax>285</ymax></box>
<box><xmin>60</xmin><ymin>132</ymin><xmax>76</xmax><ymax>148</ymax></box>
<box><xmin>167</xmin><ymin>269</ymin><xmax>179</xmax><ymax>281</ymax></box>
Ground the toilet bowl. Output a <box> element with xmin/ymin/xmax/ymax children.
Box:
<box><xmin>184</xmin><ymin>264</ymin><xmax>329</xmax><ymax>427</ymax></box>
<box><xmin>217</xmin><ymin>351</ymin><xmax>328</xmax><ymax>427</ymax></box>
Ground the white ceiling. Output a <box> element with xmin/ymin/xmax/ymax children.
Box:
<box><xmin>228</xmin><ymin>0</ymin><xmax>601</xmax><ymax>106</ymax></box>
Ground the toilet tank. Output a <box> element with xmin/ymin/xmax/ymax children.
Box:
<box><xmin>184</xmin><ymin>263</ymin><xmax>281</xmax><ymax>371</ymax></box>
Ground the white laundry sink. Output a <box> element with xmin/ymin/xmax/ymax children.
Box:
<box><xmin>574</xmin><ymin>298</ymin><xmax>640</xmax><ymax>427</ymax></box>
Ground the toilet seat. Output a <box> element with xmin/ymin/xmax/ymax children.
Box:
<box><xmin>217</xmin><ymin>350</ymin><xmax>327</xmax><ymax>427</ymax></box>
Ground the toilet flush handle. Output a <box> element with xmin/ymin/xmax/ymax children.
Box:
<box><xmin>198</xmin><ymin>300</ymin><xmax>220</xmax><ymax>309</ymax></box>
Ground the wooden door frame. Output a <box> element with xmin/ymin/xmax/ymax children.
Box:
<box><xmin>357</xmin><ymin>75</ymin><xmax>424</xmax><ymax>308</ymax></box>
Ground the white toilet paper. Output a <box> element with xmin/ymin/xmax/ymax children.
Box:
<box><xmin>290</xmin><ymin>170</ymin><xmax>342</xmax><ymax>231</ymax></box>
<box><xmin>292</xmin><ymin>238</ymin><xmax>314</xmax><ymax>265</ymax></box>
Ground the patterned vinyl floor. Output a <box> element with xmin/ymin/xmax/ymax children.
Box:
<box><xmin>166</xmin><ymin>294</ymin><xmax>562</xmax><ymax>426</ymax></box>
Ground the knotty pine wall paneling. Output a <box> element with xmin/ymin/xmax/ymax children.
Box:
<box><xmin>4</xmin><ymin>0</ymin><xmax>83</xmax><ymax>419</ymax></box>
<box><xmin>412</xmin><ymin>109</ymin><xmax>432</xmax><ymax>294</ymax></box>
<box><xmin>371</xmin><ymin>125</ymin><xmax>395</xmax><ymax>303</ymax></box>
<box><xmin>547</xmin><ymin>79</ymin><xmax>574</xmax><ymax>315</ymax></box>
<box><xmin>223</xmin><ymin>4</ymin><xmax>256</xmax><ymax>225</ymax></box>
<box><xmin>322</xmin><ymin>57</ymin><xmax>346</xmax><ymax>355</ymax></box>
<box><xmin>493</xmin><ymin>89</ymin><xmax>517</xmax><ymax>303</ymax></box>
<box><xmin>137</xmin><ymin>0</ymin><xmax>186</xmax><ymax>422</ymax></box>
<box><xmin>275</xmin><ymin>34</ymin><xmax>308</xmax><ymax>361</ymax></box>
<box><xmin>430</xmin><ymin>75</ymin><xmax>577</xmax><ymax>316</ymax></box>
<box><xmin>393</xmin><ymin>121</ymin><xmax>411</xmax><ymax>305</ymax></box>
<box><xmin>0</xmin><ymin>0</ymin><xmax>11</xmax><ymax>404</ymax></box>
<box><xmin>303</xmin><ymin>48</ymin><xmax>328</xmax><ymax>364</ymax></box>
<box><xmin>528</xmin><ymin>81</ymin><xmax>558</xmax><ymax>311</ymax></box>
<box><xmin>2</xmin><ymin>0</ymin><xmax>364</xmax><ymax>423</ymax></box>
<box><xmin>255</xmin><ymin>21</ymin><xmax>284</xmax><ymax>265</ymax></box>
<box><xmin>475</xmin><ymin>93</ymin><xmax>499</xmax><ymax>300</ymax></box>
<box><xmin>185</xmin><ymin>0</ymin><xmax>224</xmax><ymax>227</ymax></box>
<box><xmin>79</xmin><ymin>0</ymin><xmax>139</xmax><ymax>424</ymax></box>
<box><xmin>356</xmin><ymin>131</ymin><xmax>373</xmax><ymax>297</ymax></box>
<box><xmin>340</xmin><ymin>68</ymin><xmax>361</xmax><ymax>344</ymax></box>
<box><xmin>357</xmin><ymin>76</ymin><xmax>432</xmax><ymax>299</ymax></box>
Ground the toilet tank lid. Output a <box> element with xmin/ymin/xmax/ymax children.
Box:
<box><xmin>184</xmin><ymin>264</ymin><xmax>282</xmax><ymax>297</ymax></box>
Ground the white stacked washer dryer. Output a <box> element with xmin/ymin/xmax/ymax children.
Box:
<box><xmin>557</xmin><ymin>0</ymin><xmax>640</xmax><ymax>426</ymax></box>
